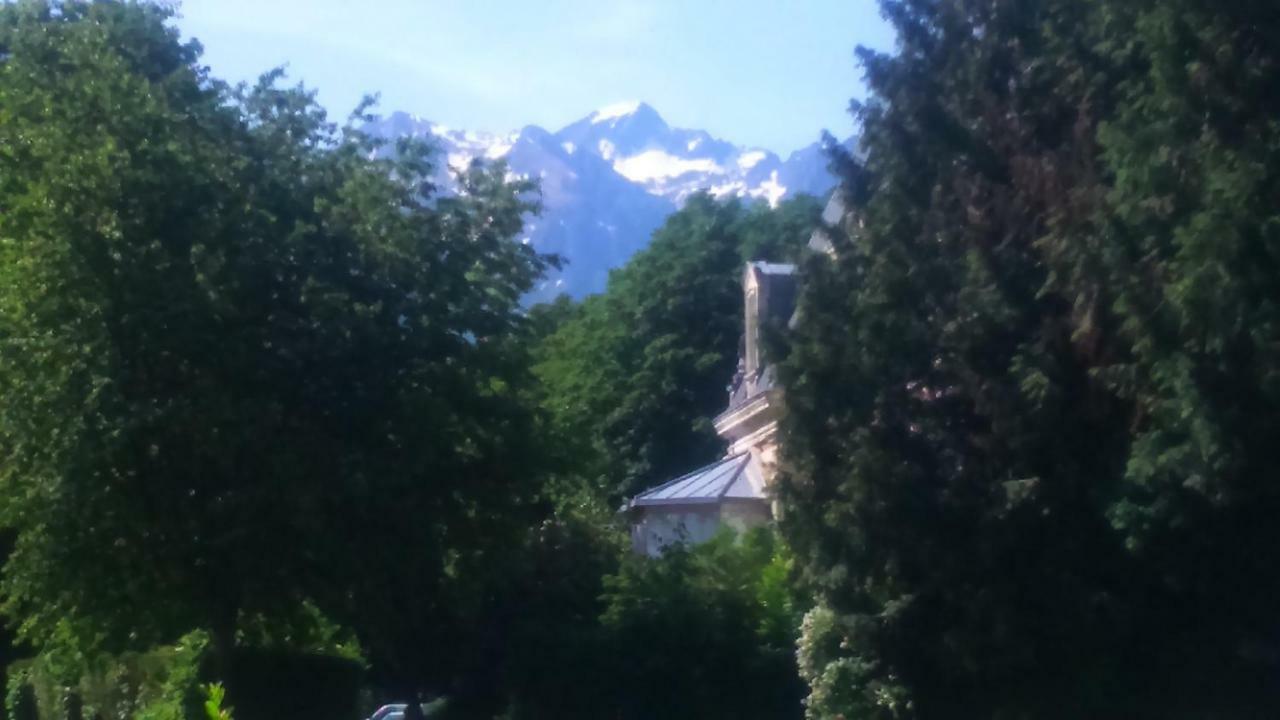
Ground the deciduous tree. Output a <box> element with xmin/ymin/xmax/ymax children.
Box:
<box><xmin>0</xmin><ymin>3</ymin><xmax>548</xmax><ymax>699</ymax></box>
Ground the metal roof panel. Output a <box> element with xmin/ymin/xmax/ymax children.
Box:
<box><xmin>629</xmin><ymin>453</ymin><xmax>765</xmax><ymax>507</ymax></box>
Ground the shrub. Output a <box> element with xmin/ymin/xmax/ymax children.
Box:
<box><xmin>5</xmin><ymin>630</ymin><xmax>208</xmax><ymax>720</ymax></box>
<box><xmin>596</xmin><ymin>528</ymin><xmax>806</xmax><ymax>720</ymax></box>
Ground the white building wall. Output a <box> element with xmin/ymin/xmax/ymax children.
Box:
<box><xmin>632</xmin><ymin>506</ymin><xmax>721</xmax><ymax>557</ymax></box>
<box><xmin>631</xmin><ymin>501</ymin><xmax>771</xmax><ymax>557</ymax></box>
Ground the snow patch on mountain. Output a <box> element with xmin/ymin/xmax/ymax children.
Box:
<box><xmin>613</xmin><ymin>151</ymin><xmax>723</xmax><ymax>183</ymax></box>
<box><xmin>484</xmin><ymin>140</ymin><xmax>513</xmax><ymax>159</ymax></box>
<box><xmin>592</xmin><ymin>100</ymin><xmax>644</xmax><ymax>123</ymax></box>
<box><xmin>737</xmin><ymin>150</ymin><xmax>767</xmax><ymax>170</ymax></box>
<box><xmin>756</xmin><ymin>170</ymin><xmax>787</xmax><ymax>206</ymax></box>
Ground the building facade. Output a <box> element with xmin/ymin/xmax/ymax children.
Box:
<box><xmin>622</xmin><ymin>261</ymin><xmax>796</xmax><ymax>556</ymax></box>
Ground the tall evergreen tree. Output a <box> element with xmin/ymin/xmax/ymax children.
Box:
<box><xmin>779</xmin><ymin>0</ymin><xmax>1280</xmax><ymax>716</ymax></box>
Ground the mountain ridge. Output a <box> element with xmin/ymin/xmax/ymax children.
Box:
<box><xmin>365</xmin><ymin>102</ymin><xmax>844</xmax><ymax>300</ymax></box>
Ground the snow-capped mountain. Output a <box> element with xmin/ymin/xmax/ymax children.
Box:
<box><xmin>365</xmin><ymin>102</ymin><xmax>842</xmax><ymax>300</ymax></box>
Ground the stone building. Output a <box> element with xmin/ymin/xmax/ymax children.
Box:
<box><xmin>622</xmin><ymin>261</ymin><xmax>798</xmax><ymax>556</ymax></box>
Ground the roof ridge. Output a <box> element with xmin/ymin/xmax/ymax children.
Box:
<box><xmin>716</xmin><ymin>454</ymin><xmax>751</xmax><ymax>499</ymax></box>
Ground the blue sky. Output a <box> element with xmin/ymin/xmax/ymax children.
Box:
<box><xmin>172</xmin><ymin>1</ymin><xmax>895</xmax><ymax>155</ymax></box>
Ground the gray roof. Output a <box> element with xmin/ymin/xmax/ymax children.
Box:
<box><xmin>751</xmin><ymin>261</ymin><xmax>796</xmax><ymax>276</ymax></box>
<box><xmin>726</xmin><ymin>364</ymin><xmax>778</xmax><ymax>411</ymax></box>
<box><xmin>627</xmin><ymin>453</ymin><xmax>764</xmax><ymax>508</ymax></box>
<box><xmin>751</xmin><ymin>262</ymin><xmax>798</xmax><ymax>325</ymax></box>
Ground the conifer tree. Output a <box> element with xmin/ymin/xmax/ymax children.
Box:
<box><xmin>779</xmin><ymin>0</ymin><xmax>1280</xmax><ymax>716</ymax></box>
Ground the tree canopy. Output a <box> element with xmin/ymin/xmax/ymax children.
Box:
<box><xmin>779</xmin><ymin>0</ymin><xmax>1280</xmax><ymax>717</ymax></box>
<box><xmin>0</xmin><ymin>0</ymin><xmax>549</xmax><ymax>696</ymax></box>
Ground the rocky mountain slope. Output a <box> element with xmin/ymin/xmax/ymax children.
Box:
<box><xmin>366</xmin><ymin>102</ymin><xmax>841</xmax><ymax>300</ymax></box>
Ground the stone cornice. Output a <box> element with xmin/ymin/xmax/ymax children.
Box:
<box><xmin>714</xmin><ymin>393</ymin><xmax>768</xmax><ymax>436</ymax></box>
<box><xmin>727</xmin><ymin>420</ymin><xmax>780</xmax><ymax>457</ymax></box>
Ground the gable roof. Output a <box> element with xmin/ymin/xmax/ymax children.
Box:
<box><xmin>625</xmin><ymin>453</ymin><xmax>765</xmax><ymax>509</ymax></box>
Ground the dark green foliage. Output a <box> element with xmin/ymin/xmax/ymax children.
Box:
<box><xmin>499</xmin><ymin>528</ymin><xmax>804</xmax><ymax>720</ymax></box>
<box><xmin>534</xmin><ymin>193</ymin><xmax>821</xmax><ymax>502</ymax></box>
<box><xmin>221</xmin><ymin>649</ymin><xmax>362</xmax><ymax>720</ymax></box>
<box><xmin>6</xmin><ymin>631</ymin><xmax>209</xmax><ymax>720</ymax></box>
<box><xmin>5</xmin><ymin>631</ymin><xmax>362</xmax><ymax>720</ymax></box>
<box><xmin>779</xmin><ymin>0</ymin><xmax>1280</xmax><ymax>717</ymax></box>
<box><xmin>597</xmin><ymin>529</ymin><xmax>805</xmax><ymax>720</ymax></box>
<box><xmin>492</xmin><ymin>511</ymin><xmax>624</xmax><ymax>719</ymax></box>
<box><xmin>9</xmin><ymin>685</ymin><xmax>35</xmax><ymax>720</ymax></box>
<box><xmin>0</xmin><ymin>0</ymin><xmax>547</xmax><ymax>702</ymax></box>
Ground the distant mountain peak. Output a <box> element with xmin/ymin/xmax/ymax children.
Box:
<box><xmin>364</xmin><ymin>103</ymin><xmax>842</xmax><ymax>300</ymax></box>
<box><xmin>590</xmin><ymin>100</ymin><xmax>646</xmax><ymax>124</ymax></box>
